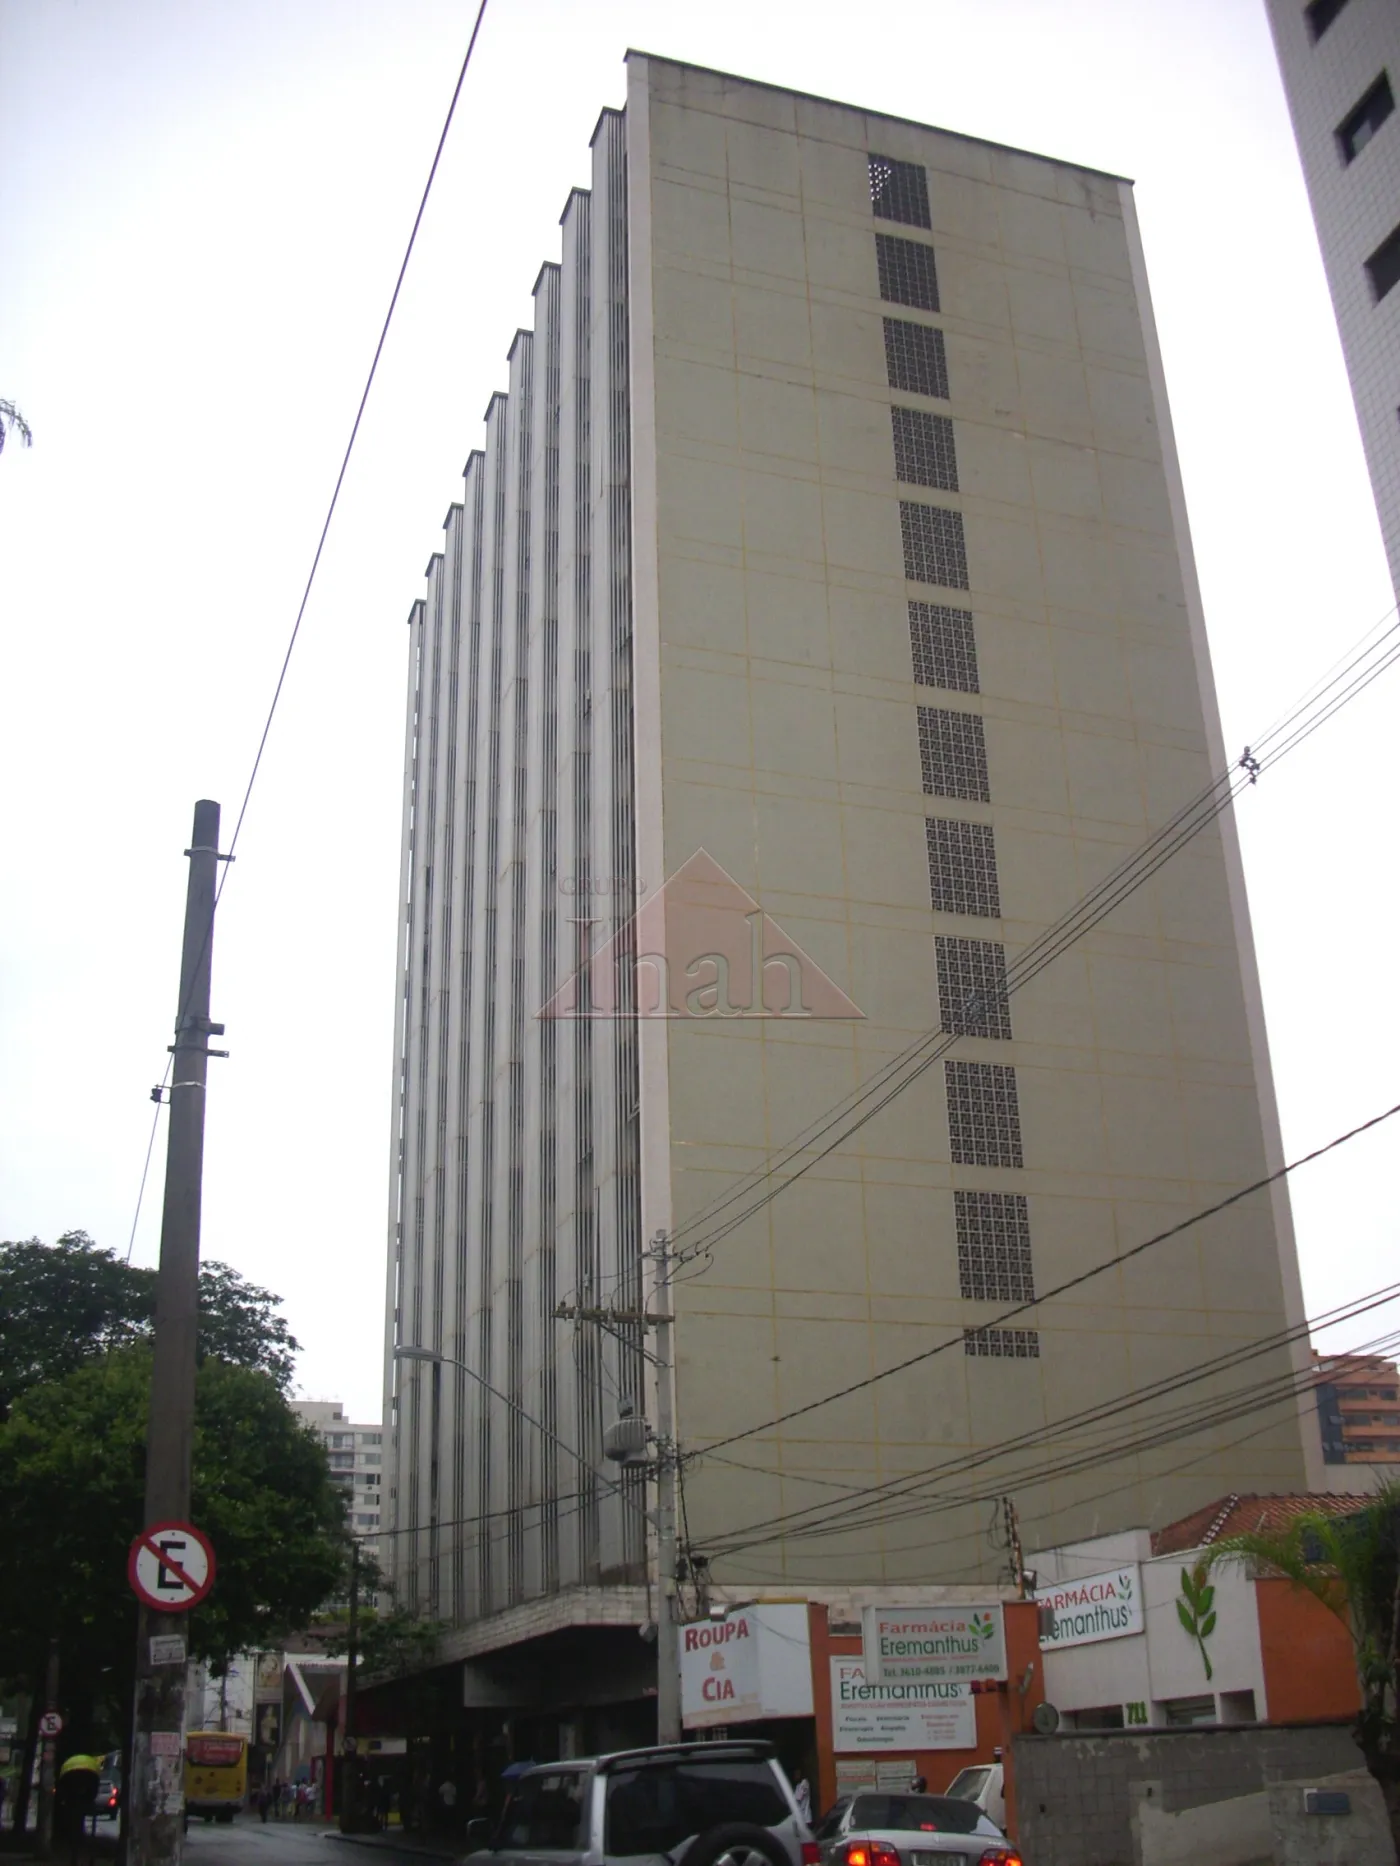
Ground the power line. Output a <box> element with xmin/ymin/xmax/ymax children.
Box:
<box><xmin>652</xmin><ymin>607</ymin><xmax>1400</xmax><ymax>1285</ymax></box>
<box><xmin>682</xmin><ymin>1096</ymin><xmax>1400</xmax><ymax>1462</ymax></box>
<box><xmin>692</xmin><ymin>1278</ymin><xmax>1400</xmax><ymax>1544</ymax></box>
<box><xmin>124</xmin><ymin>0</ymin><xmax>493</xmax><ymax>1265</ymax></box>
<box><xmin>704</xmin><ymin>1316</ymin><xmax>1400</xmax><ymax>1565</ymax></box>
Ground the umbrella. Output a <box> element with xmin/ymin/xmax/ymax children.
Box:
<box><xmin>501</xmin><ymin>1761</ymin><xmax>537</xmax><ymax>1780</ymax></box>
<box><xmin>59</xmin><ymin>1756</ymin><xmax>104</xmax><ymax>1778</ymax></box>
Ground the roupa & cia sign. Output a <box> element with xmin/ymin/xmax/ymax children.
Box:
<box><xmin>679</xmin><ymin>1603</ymin><xmax>814</xmax><ymax>1730</ymax></box>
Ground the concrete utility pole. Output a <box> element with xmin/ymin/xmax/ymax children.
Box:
<box><xmin>340</xmin><ymin>1543</ymin><xmax>360</xmax><ymax>1832</ymax></box>
<box><xmin>35</xmin><ymin>1638</ymin><xmax>60</xmax><ymax>1857</ymax></box>
<box><xmin>130</xmin><ymin>800</ymin><xmax>225</xmax><ymax>1866</ymax></box>
<box><xmin>648</xmin><ymin>1231</ymin><xmax>681</xmax><ymax>1746</ymax></box>
<box><xmin>558</xmin><ymin>1230</ymin><xmax>682</xmax><ymax>1744</ymax></box>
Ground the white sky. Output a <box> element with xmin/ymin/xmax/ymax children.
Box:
<box><xmin>3</xmin><ymin>0</ymin><xmax>1398</xmax><ymax>1431</ymax></box>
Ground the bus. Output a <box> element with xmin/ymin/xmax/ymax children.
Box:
<box><xmin>184</xmin><ymin>1732</ymin><xmax>247</xmax><ymax>1823</ymax></box>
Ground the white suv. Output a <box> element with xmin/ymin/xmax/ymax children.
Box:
<box><xmin>473</xmin><ymin>1741</ymin><xmax>816</xmax><ymax>1866</ymax></box>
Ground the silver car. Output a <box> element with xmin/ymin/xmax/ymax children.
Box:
<box><xmin>813</xmin><ymin>1792</ymin><xmax>1019</xmax><ymax>1866</ymax></box>
<box><xmin>477</xmin><ymin>1740</ymin><xmax>816</xmax><ymax>1866</ymax></box>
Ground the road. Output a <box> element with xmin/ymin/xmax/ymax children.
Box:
<box><xmin>182</xmin><ymin>1817</ymin><xmax>454</xmax><ymax>1866</ymax></box>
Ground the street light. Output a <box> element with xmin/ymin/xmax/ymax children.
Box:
<box><xmin>392</xmin><ymin>1345</ymin><xmax>646</xmax><ymax>1512</ymax></box>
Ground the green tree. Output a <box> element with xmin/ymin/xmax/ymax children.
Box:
<box><xmin>0</xmin><ymin>1232</ymin><xmax>300</xmax><ymax>1417</ymax></box>
<box><xmin>0</xmin><ymin>1348</ymin><xmax>350</xmax><ymax>1770</ymax></box>
<box><xmin>1208</xmin><ymin>1486</ymin><xmax>1400</xmax><ymax>1850</ymax></box>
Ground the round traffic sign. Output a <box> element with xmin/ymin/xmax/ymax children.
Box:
<box><xmin>38</xmin><ymin>1712</ymin><xmax>62</xmax><ymax>1738</ymax></box>
<box><xmin>127</xmin><ymin>1520</ymin><xmax>216</xmax><ymax>1613</ymax></box>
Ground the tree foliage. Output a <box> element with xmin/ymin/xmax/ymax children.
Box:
<box><xmin>1209</xmin><ymin>1486</ymin><xmax>1400</xmax><ymax>1845</ymax></box>
<box><xmin>0</xmin><ymin>1349</ymin><xmax>349</xmax><ymax>1707</ymax></box>
<box><xmin>0</xmin><ymin>1232</ymin><xmax>300</xmax><ymax>1417</ymax></box>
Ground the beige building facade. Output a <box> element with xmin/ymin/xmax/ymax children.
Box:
<box><xmin>1266</xmin><ymin>0</ymin><xmax>1400</xmax><ymax>602</ymax></box>
<box><xmin>384</xmin><ymin>56</ymin><xmax>1317</xmax><ymax>1651</ymax></box>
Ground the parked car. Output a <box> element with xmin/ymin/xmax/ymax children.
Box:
<box><xmin>942</xmin><ymin>1767</ymin><xmax>1005</xmax><ymax>1835</ymax></box>
<box><xmin>813</xmin><ymin>1791</ymin><xmax>1020</xmax><ymax>1866</ymax></box>
<box><xmin>472</xmin><ymin>1740</ymin><xmax>816</xmax><ymax>1866</ymax></box>
<box><xmin>95</xmin><ymin>1769</ymin><xmax>121</xmax><ymax>1822</ymax></box>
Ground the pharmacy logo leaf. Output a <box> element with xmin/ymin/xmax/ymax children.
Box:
<box><xmin>1176</xmin><ymin>1561</ymin><xmax>1217</xmax><ymax>1682</ymax></box>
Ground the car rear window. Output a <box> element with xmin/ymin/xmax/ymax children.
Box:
<box><xmin>943</xmin><ymin>1769</ymin><xmax>989</xmax><ymax>1802</ymax></box>
<box><xmin>849</xmin><ymin>1795</ymin><xmax>983</xmax><ymax>1836</ymax></box>
<box><xmin>606</xmin><ymin>1759</ymin><xmax>788</xmax><ymax>1855</ymax></box>
<box><xmin>499</xmin><ymin>1772</ymin><xmax>587</xmax><ymax>1850</ymax></box>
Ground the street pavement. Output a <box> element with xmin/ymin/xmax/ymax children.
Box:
<box><xmin>183</xmin><ymin>1817</ymin><xmax>457</xmax><ymax>1866</ymax></box>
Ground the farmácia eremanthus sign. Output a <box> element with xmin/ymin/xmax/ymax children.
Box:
<box><xmin>861</xmin><ymin>1603</ymin><xmax>1008</xmax><ymax>1683</ymax></box>
<box><xmin>1036</xmin><ymin>1566</ymin><xmax>1144</xmax><ymax>1650</ymax></box>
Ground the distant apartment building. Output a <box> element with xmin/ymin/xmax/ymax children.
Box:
<box><xmin>1313</xmin><ymin>1350</ymin><xmax>1400</xmax><ymax>1461</ymax></box>
<box><xmin>292</xmin><ymin>1400</ymin><xmax>384</xmax><ymax>1551</ymax></box>
<box><xmin>1266</xmin><ymin>0</ymin><xmax>1400</xmax><ymax>597</ymax></box>
<box><xmin>382</xmin><ymin>53</ymin><xmax>1318</xmax><ymax>1725</ymax></box>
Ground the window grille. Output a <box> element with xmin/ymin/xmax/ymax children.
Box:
<box><xmin>910</xmin><ymin>602</ymin><xmax>979</xmax><ymax>693</ymax></box>
<box><xmin>946</xmin><ymin>1059</ymin><xmax>1023</xmax><ymax>1166</ymax></box>
<box><xmin>1365</xmin><ymin>223</ymin><xmax>1400</xmax><ymax>302</ymax></box>
<box><xmin>964</xmin><ymin>1326</ymin><xmax>1040</xmax><ymax>1358</ymax></box>
<box><xmin>1305</xmin><ymin>0</ymin><xmax>1348</xmax><ymax>41</ymax></box>
<box><xmin>918</xmin><ymin>705</ymin><xmax>989</xmax><ymax>800</ymax></box>
<box><xmin>903</xmin><ymin>503</ymin><xmax>968</xmax><ymax>589</ymax></box>
<box><xmin>893</xmin><ymin>406</ymin><xmax>958</xmax><ymax>491</ymax></box>
<box><xmin>869</xmin><ymin>154</ymin><xmax>932</xmax><ymax>228</ymax></box>
<box><xmin>937</xmin><ymin>936</ymin><xmax>1011</xmax><ymax>1039</ymax></box>
<box><xmin>926</xmin><ymin>817</ymin><xmax>1001</xmax><ymax>917</ymax></box>
<box><xmin>884</xmin><ymin>318</ymin><xmax>949</xmax><ymax>400</ymax></box>
<box><xmin>877</xmin><ymin>232</ymin><xmax>940</xmax><ymax>311</ymax></box>
<box><xmin>955</xmin><ymin>1190</ymin><xmax>1033</xmax><ymax>1301</ymax></box>
<box><xmin>1338</xmin><ymin>73</ymin><xmax>1394</xmax><ymax>165</ymax></box>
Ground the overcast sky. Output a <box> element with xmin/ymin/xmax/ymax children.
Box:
<box><xmin>3</xmin><ymin>0</ymin><xmax>1398</xmax><ymax>1430</ymax></box>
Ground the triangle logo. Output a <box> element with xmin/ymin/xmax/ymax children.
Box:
<box><xmin>538</xmin><ymin>849</ymin><xmax>863</xmax><ymax>1021</ymax></box>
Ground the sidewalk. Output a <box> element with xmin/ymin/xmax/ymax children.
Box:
<box><xmin>327</xmin><ymin>1829</ymin><xmax>465</xmax><ymax>1862</ymax></box>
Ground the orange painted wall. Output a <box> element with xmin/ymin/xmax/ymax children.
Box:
<box><xmin>1255</xmin><ymin>1576</ymin><xmax>1359</xmax><ymax>1724</ymax></box>
<box><xmin>808</xmin><ymin>1602</ymin><xmax>1041</xmax><ymax>1841</ymax></box>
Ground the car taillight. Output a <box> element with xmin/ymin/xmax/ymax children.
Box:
<box><xmin>846</xmin><ymin>1845</ymin><xmax>899</xmax><ymax>1866</ymax></box>
<box><xmin>979</xmin><ymin>1852</ymin><xmax>1023</xmax><ymax>1866</ymax></box>
<box><xmin>802</xmin><ymin>1846</ymin><xmax>821</xmax><ymax>1865</ymax></box>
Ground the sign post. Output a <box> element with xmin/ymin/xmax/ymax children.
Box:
<box><xmin>128</xmin><ymin>802</ymin><xmax>225</xmax><ymax>1866</ymax></box>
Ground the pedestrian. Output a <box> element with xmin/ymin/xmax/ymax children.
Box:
<box><xmin>910</xmin><ymin>1776</ymin><xmax>927</xmax><ymax>1795</ymax></box>
<box><xmin>376</xmin><ymin>1776</ymin><xmax>393</xmax><ymax>1826</ymax></box>
<box><xmin>438</xmin><ymin>1776</ymin><xmax>458</xmax><ymax>1834</ymax></box>
<box><xmin>257</xmin><ymin>1785</ymin><xmax>269</xmax><ymax>1823</ymax></box>
<box><xmin>792</xmin><ymin>1774</ymin><xmax>811</xmax><ymax>1823</ymax></box>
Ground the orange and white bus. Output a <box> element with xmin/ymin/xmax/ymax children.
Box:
<box><xmin>184</xmin><ymin>1732</ymin><xmax>247</xmax><ymax>1823</ymax></box>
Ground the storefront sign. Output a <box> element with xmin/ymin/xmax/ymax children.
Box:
<box><xmin>1036</xmin><ymin>1566</ymin><xmax>1143</xmax><ymax>1651</ymax></box>
<box><xmin>861</xmin><ymin>1603</ymin><xmax>1007</xmax><ymax>1684</ymax></box>
<box><xmin>831</xmin><ymin>1658</ymin><xmax>976</xmax><ymax>1752</ymax></box>
<box><xmin>680</xmin><ymin>1603</ymin><xmax>813</xmax><ymax>1729</ymax></box>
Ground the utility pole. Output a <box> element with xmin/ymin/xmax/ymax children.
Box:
<box><xmin>340</xmin><ymin>1543</ymin><xmax>360</xmax><ymax>1833</ymax></box>
<box><xmin>130</xmin><ymin>800</ymin><xmax>225</xmax><ymax>1866</ymax></box>
<box><xmin>1002</xmin><ymin>1495</ymin><xmax>1028</xmax><ymax>1599</ymax></box>
<box><xmin>35</xmin><ymin>1637</ymin><xmax>60</xmax><ymax>1858</ymax></box>
<box><xmin>647</xmin><ymin>1230</ymin><xmax>681</xmax><ymax>1746</ymax></box>
<box><xmin>558</xmin><ymin>1234</ymin><xmax>681</xmax><ymax>1743</ymax></box>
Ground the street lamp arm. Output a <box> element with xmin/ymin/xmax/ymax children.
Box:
<box><xmin>392</xmin><ymin>1343</ymin><xmax>646</xmax><ymax>1520</ymax></box>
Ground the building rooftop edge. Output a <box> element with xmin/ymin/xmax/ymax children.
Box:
<box><xmin>623</xmin><ymin>48</ymin><xmax>1134</xmax><ymax>186</ymax></box>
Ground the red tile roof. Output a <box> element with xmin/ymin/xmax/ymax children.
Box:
<box><xmin>1151</xmin><ymin>1493</ymin><xmax>1363</xmax><ymax>1557</ymax></box>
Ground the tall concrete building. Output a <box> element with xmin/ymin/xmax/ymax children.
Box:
<box><xmin>1267</xmin><ymin>0</ymin><xmax>1400</xmax><ymax>597</ymax></box>
<box><xmin>292</xmin><ymin>1399</ymin><xmax>385</xmax><ymax>1556</ymax></box>
<box><xmin>383</xmin><ymin>55</ymin><xmax>1318</xmax><ymax>1710</ymax></box>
